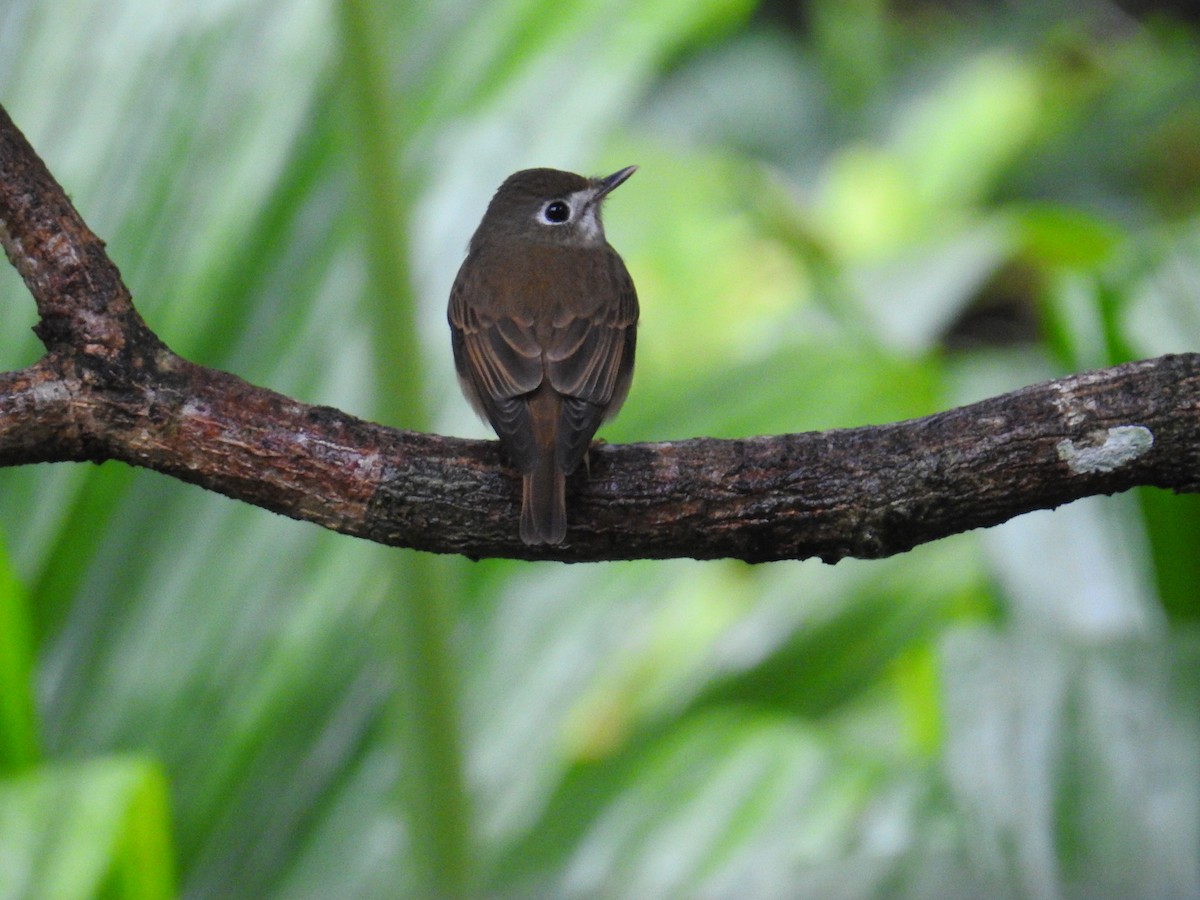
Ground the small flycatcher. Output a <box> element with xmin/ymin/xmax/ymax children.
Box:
<box><xmin>448</xmin><ymin>167</ymin><xmax>639</xmax><ymax>545</ymax></box>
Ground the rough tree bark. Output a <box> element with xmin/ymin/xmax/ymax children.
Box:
<box><xmin>1</xmin><ymin>104</ymin><xmax>1197</xmax><ymax>563</ymax></box>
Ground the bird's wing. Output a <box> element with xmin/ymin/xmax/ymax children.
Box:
<box><xmin>546</xmin><ymin>251</ymin><xmax>639</xmax><ymax>472</ymax></box>
<box><xmin>449</xmin><ymin>273</ymin><xmax>545</xmax><ymax>472</ymax></box>
<box><xmin>450</xmin><ymin>246</ymin><xmax>638</xmax><ymax>476</ymax></box>
<box><xmin>449</xmin><ymin>285</ymin><xmax>543</xmax><ymax>401</ymax></box>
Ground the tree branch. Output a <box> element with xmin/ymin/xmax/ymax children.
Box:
<box><xmin>1</xmin><ymin>103</ymin><xmax>1196</xmax><ymax>563</ymax></box>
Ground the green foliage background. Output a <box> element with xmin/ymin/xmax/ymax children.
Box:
<box><xmin>2</xmin><ymin>0</ymin><xmax>1200</xmax><ymax>897</ymax></box>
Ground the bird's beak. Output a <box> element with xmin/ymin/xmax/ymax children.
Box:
<box><xmin>594</xmin><ymin>165</ymin><xmax>638</xmax><ymax>200</ymax></box>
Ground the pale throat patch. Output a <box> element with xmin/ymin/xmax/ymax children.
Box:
<box><xmin>568</xmin><ymin>187</ymin><xmax>604</xmax><ymax>244</ymax></box>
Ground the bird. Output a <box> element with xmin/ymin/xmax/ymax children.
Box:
<box><xmin>448</xmin><ymin>166</ymin><xmax>639</xmax><ymax>545</ymax></box>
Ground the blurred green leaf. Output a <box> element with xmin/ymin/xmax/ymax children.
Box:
<box><xmin>614</xmin><ymin>338</ymin><xmax>942</xmax><ymax>442</ymax></box>
<box><xmin>0</xmin><ymin>757</ymin><xmax>175</xmax><ymax>900</ymax></box>
<box><xmin>1016</xmin><ymin>203</ymin><xmax>1122</xmax><ymax>269</ymax></box>
<box><xmin>818</xmin><ymin>52</ymin><xmax>1041</xmax><ymax>260</ymax></box>
<box><xmin>0</xmin><ymin>539</ymin><xmax>38</xmax><ymax>772</ymax></box>
<box><xmin>1138</xmin><ymin>489</ymin><xmax>1200</xmax><ymax>622</ymax></box>
<box><xmin>941</xmin><ymin>631</ymin><xmax>1200</xmax><ymax>898</ymax></box>
<box><xmin>489</xmin><ymin>708</ymin><xmax>919</xmax><ymax>898</ymax></box>
<box><xmin>1123</xmin><ymin>220</ymin><xmax>1200</xmax><ymax>357</ymax></box>
<box><xmin>810</xmin><ymin>0</ymin><xmax>889</xmax><ymax>109</ymax></box>
<box><xmin>688</xmin><ymin>547</ymin><xmax>988</xmax><ymax>721</ymax></box>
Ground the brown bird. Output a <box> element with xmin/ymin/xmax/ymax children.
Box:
<box><xmin>448</xmin><ymin>166</ymin><xmax>639</xmax><ymax>545</ymax></box>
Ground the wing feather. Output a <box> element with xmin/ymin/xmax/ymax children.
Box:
<box><xmin>547</xmin><ymin>250</ymin><xmax>638</xmax><ymax>472</ymax></box>
<box><xmin>449</xmin><ymin>242</ymin><xmax>638</xmax><ymax>476</ymax></box>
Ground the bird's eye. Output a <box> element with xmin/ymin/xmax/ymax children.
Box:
<box><xmin>541</xmin><ymin>200</ymin><xmax>571</xmax><ymax>224</ymax></box>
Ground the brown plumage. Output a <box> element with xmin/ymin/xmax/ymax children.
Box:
<box><xmin>448</xmin><ymin>167</ymin><xmax>639</xmax><ymax>545</ymax></box>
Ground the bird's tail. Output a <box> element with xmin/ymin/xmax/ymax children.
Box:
<box><xmin>521</xmin><ymin>451</ymin><xmax>566</xmax><ymax>545</ymax></box>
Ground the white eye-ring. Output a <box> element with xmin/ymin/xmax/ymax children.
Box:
<box><xmin>539</xmin><ymin>200</ymin><xmax>572</xmax><ymax>224</ymax></box>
